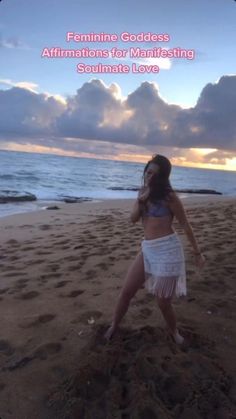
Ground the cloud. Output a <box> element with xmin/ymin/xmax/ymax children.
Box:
<box><xmin>186</xmin><ymin>76</ymin><xmax>236</xmax><ymax>149</ymax></box>
<box><xmin>56</xmin><ymin>79</ymin><xmax>126</xmax><ymax>140</ymax></box>
<box><xmin>56</xmin><ymin>79</ymin><xmax>183</xmax><ymax>148</ymax></box>
<box><xmin>201</xmin><ymin>149</ymin><xmax>234</xmax><ymax>165</ymax></box>
<box><xmin>0</xmin><ymin>87</ymin><xmax>65</xmax><ymax>136</ymax></box>
<box><xmin>0</xmin><ymin>79</ymin><xmax>39</xmax><ymax>92</ymax></box>
<box><xmin>0</xmin><ymin>35</ymin><xmax>28</xmax><ymax>49</ymax></box>
<box><xmin>0</xmin><ymin>75</ymin><xmax>236</xmax><ymax>154</ymax></box>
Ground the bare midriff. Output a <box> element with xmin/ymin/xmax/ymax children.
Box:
<box><xmin>142</xmin><ymin>215</ymin><xmax>175</xmax><ymax>240</ymax></box>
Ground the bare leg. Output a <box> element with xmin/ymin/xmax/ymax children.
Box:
<box><xmin>104</xmin><ymin>251</ymin><xmax>145</xmax><ymax>340</ymax></box>
<box><xmin>157</xmin><ymin>297</ymin><xmax>184</xmax><ymax>344</ymax></box>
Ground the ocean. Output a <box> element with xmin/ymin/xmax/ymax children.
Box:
<box><xmin>0</xmin><ymin>149</ymin><xmax>236</xmax><ymax>218</ymax></box>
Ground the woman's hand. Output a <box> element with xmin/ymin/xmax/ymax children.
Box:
<box><xmin>195</xmin><ymin>253</ymin><xmax>206</xmax><ymax>269</ymax></box>
<box><xmin>138</xmin><ymin>185</ymin><xmax>150</xmax><ymax>203</ymax></box>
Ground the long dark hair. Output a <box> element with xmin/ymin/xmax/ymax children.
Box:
<box><xmin>142</xmin><ymin>154</ymin><xmax>173</xmax><ymax>202</ymax></box>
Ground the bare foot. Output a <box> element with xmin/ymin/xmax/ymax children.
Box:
<box><xmin>171</xmin><ymin>329</ymin><xmax>185</xmax><ymax>345</ymax></box>
<box><xmin>104</xmin><ymin>325</ymin><xmax>116</xmax><ymax>341</ymax></box>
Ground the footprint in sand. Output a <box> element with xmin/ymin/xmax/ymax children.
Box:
<box><xmin>123</xmin><ymin>254</ymin><xmax>133</xmax><ymax>260</ymax></box>
<box><xmin>0</xmin><ymin>382</ymin><xmax>6</xmax><ymax>392</ymax></box>
<box><xmin>4</xmin><ymin>271</ymin><xmax>26</xmax><ymax>277</ymax></box>
<box><xmin>15</xmin><ymin>278</ymin><xmax>28</xmax><ymax>285</ymax></box>
<box><xmin>68</xmin><ymin>263</ymin><xmax>84</xmax><ymax>271</ymax></box>
<box><xmin>37</xmin><ymin>275</ymin><xmax>48</xmax><ymax>284</ymax></box>
<box><xmin>19</xmin><ymin>314</ymin><xmax>56</xmax><ymax>328</ymax></box>
<box><xmin>4</xmin><ymin>343</ymin><xmax>62</xmax><ymax>371</ymax></box>
<box><xmin>73</xmin><ymin>245</ymin><xmax>85</xmax><ymax>250</ymax></box>
<box><xmin>6</xmin><ymin>239</ymin><xmax>19</xmax><ymax>246</ymax></box>
<box><xmin>0</xmin><ymin>340</ymin><xmax>15</xmax><ymax>356</ymax></box>
<box><xmin>19</xmin><ymin>291</ymin><xmax>40</xmax><ymax>300</ymax></box>
<box><xmin>46</xmin><ymin>272</ymin><xmax>62</xmax><ymax>279</ymax></box>
<box><xmin>21</xmin><ymin>246</ymin><xmax>35</xmax><ymax>251</ymax></box>
<box><xmin>67</xmin><ymin>290</ymin><xmax>85</xmax><ymax>298</ymax></box>
<box><xmin>0</xmin><ymin>288</ymin><xmax>9</xmax><ymax>295</ymax></box>
<box><xmin>63</xmin><ymin>255</ymin><xmax>79</xmax><ymax>262</ymax></box>
<box><xmin>96</xmin><ymin>262</ymin><xmax>109</xmax><ymax>271</ymax></box>
<box><xmin>35</xmin><ymin>250</ymin><xmax>52</xmax><ymax>255</ymax></box>
<box><xmin>54</xmin><ymin>280</ymin><xmax>71</xmax><ymax>288</ymax></box>
<box><xmin>191</xmin><ymin>282</ymin><xmax>210</xmax><ymax>292</ymax></box>
<box><xmin>33</xmin><ymin>342</ymin><xmax>62</xmax><ymax>360</ymax></box>
<box><xmin>46</xmin><ymin>262</ymin><xmax>60</xmax><ymax>271</ymax></box>
<box><xmin>13</xmin><ymin>279</ymin><xmax>29</xmax><ymax>290</ymax></box>
<box><xmin>85</xmin><ymin>269</ymin><xmax>98</xmax><ymax>280</ymax></box>
<box><xmin>61</xmin><ymin>245</ymin><xmax>71</xmax><ymax>250</ymax></box>
<box><xmin>39</xmin><ymin>224</ymin><xmax>51</xmax><ymax>230</ymax></box>
<box><xmin>56</xmin><ymin>239</ymin><xmax>71</xmax><ymax>245</ymax></box>
<box><xmin>139</xmin><ymin>307</ymin><xmax>153</xmax><ymax>319</ymax></box>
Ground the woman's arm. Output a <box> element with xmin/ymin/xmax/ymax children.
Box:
<box><xmin>130</xmin><ymin>186</ymin><xmax>150</xmax><ymax>224</ymax></box>
<box><xmin>168</xmin><ymin>192</ymin><xmax>205</xmax><ymax>267</ymax></box>
<box><xmin>130</xmin><ymin>199</ymin><xmax>144</xmax><ymax>223</ymax></box>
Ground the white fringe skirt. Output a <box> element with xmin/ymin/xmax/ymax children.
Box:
<box><xmin>141</xmin><ymin>232</ymin><xmax>186</xmax><ymax>298</ymax></box>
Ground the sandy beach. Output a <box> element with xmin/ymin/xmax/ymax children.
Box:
<box><xmin>0</xmin><ymin>195</ymin><xmax>236</xmax><ymax>419</ymax></box>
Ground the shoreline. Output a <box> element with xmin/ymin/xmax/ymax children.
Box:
<box><xmin>1</xmin><ymin>193</ymin><xmax>236</xmax><ymax>222</ymax></box>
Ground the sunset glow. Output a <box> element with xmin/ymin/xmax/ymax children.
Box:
<box><xmin>1</xmin><ymin>142</ymin><xmax>236</xmax><ymax>171</ymax></box>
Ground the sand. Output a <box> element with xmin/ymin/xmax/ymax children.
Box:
<box><xmin>0</xmin><ymin>196</ymin><xmax>236</xmax><ymax>419</ymax></box>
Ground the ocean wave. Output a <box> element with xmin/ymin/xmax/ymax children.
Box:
<box><xmin>0</xmin><ymin>174</ymin><xmax>15</xmax><ymax>180</ymax></box>
<box><xmin>0</xmin><ymin>174</ymin><xmax>40</xmax><ymax>181</ymax></box>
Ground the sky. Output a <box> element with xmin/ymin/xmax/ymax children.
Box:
<box><xmin>0</xmin><ymin>0</ymin><xmax>236</xmax><ymax>170</ymax></box>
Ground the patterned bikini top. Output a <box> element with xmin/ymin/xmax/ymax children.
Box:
<box><xmin>143</xmin><ymin>199</ymin><xmax>173</xmax><ymax>218</ymax></box>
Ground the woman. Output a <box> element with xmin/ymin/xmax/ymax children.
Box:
<box><xmin>105</xmin><ymin>154</ymin><xmax>205</xmax><ymax>344</ymax></box>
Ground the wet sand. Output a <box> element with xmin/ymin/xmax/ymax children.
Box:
<box><xmin>0</xmin><ymin>196</ymin><xmax>236</xmax><ymax>419</ymax></box>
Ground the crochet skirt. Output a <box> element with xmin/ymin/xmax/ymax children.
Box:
<box><xmin>141</xmin><ymin>232</ymin><xmax>186</xmax><ymax>298</ymax></box>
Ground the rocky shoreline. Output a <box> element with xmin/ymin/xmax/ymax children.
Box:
<box><xmin>108</xmin><ymin>187</ymin><xmax>222</xmax><ymax>195</ymax></box>
<box><xmin>0</xmin><ymin>188</ymin><xmax>222</xmax><ymax>205</ymax></box>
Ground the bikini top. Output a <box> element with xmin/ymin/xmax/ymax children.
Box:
<box><xmin>143</xmin><ymin>199</ymin><xmax>173</xmax><ymax>218</ymax></box>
